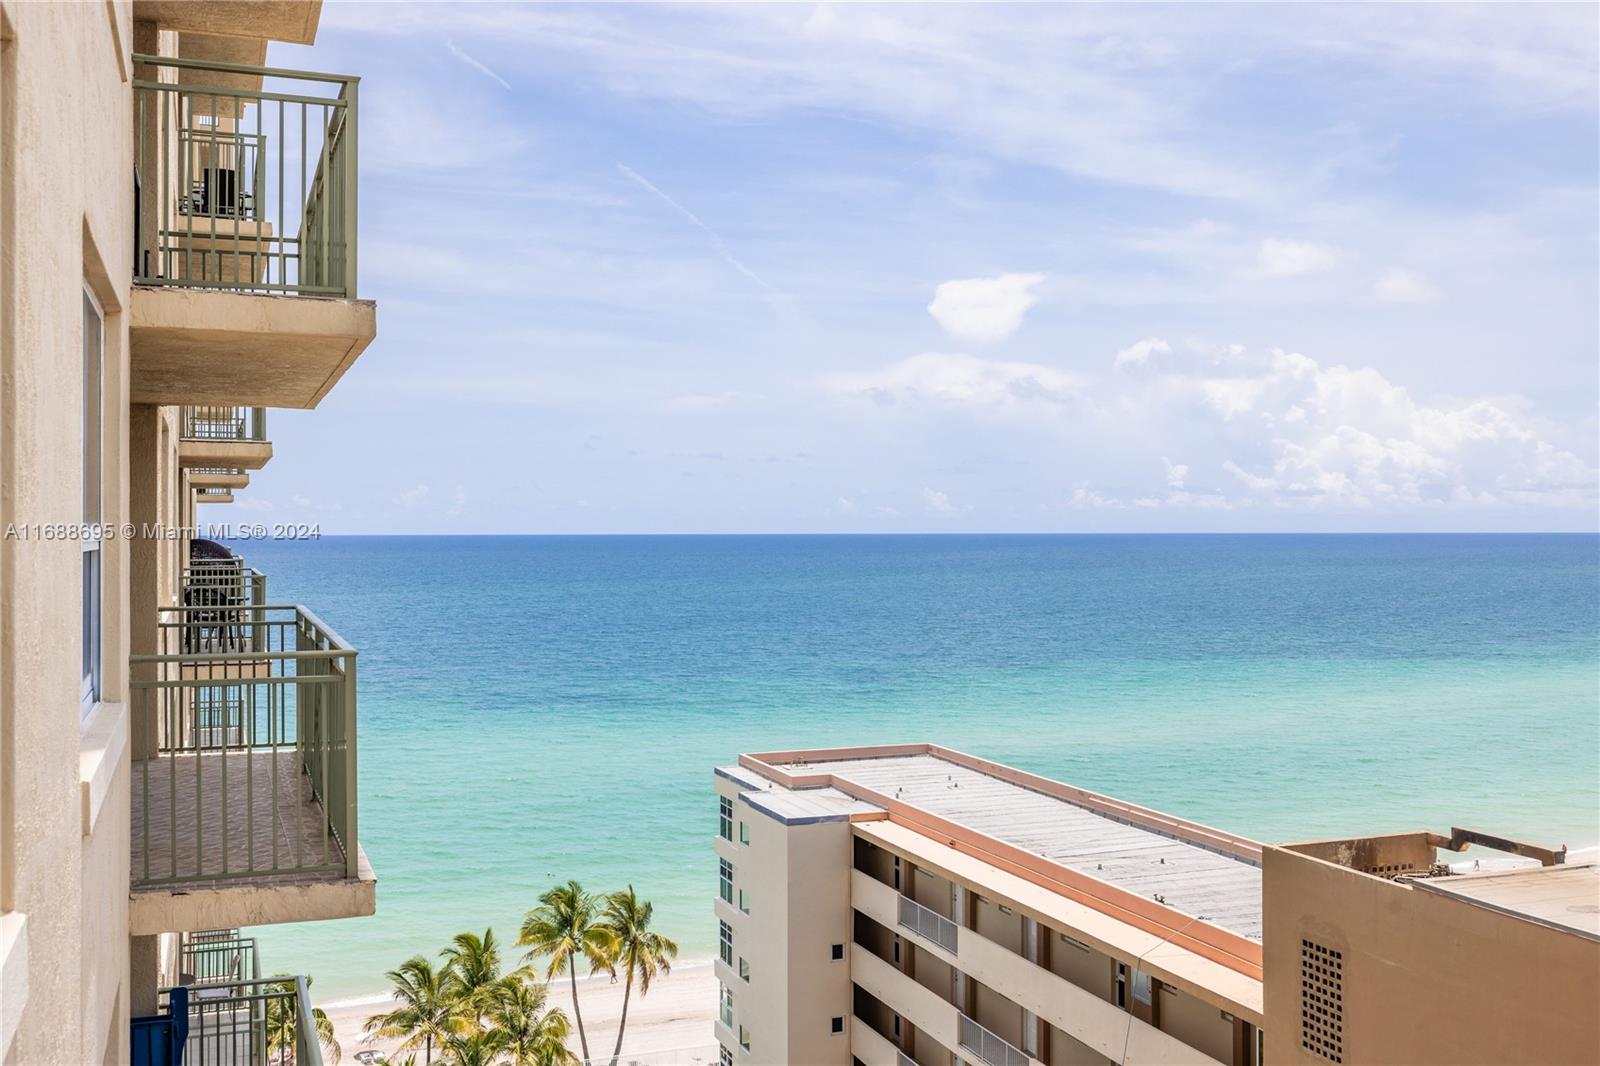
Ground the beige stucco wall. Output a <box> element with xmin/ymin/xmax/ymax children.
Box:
<box><xmin>714</xmin><ymin>776</ymin><xmax>855</xmax><ymax>1066</ymax></box>
<box><xmin>1263</xmin><ymin>844</ymin><xmax>1600</xmax><ymax>1066</ymax></box>
<box><xmin>0</xmin><ymin>2</ymin><xmax>137</xmax><ymax>1063</ymax></box>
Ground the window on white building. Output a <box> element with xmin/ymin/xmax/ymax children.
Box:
<box><xmin>80</xmin><ymin>288</ymin><xmax>104</xmax><ymax>720</ymax></box>
<box><xmin>719</xmin><ymin>858</ymin><xmax>733</xmax><ymax>904</ymax></box>
<box><xmin>719</xmin><ymin>796</ymin><xmax>733</xmax><ymax>841</ymax></box>
<box><xmin>719</xmin><ymin>920</ymin><xmax>733</xmax><ymax>965</ymax></box>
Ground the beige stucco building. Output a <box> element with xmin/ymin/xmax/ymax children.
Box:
<box><xmin>1</xmin><ymin>2</ymin><xmax>376</xmax><ymax>1063</ymax></box>
<box><xmin>715</xmin><ymin>745</ymin><xmax>1598</xmax><ymax>1066</ymax></box>
<box><xmin>1263</xmin><ymin>830</ymin><xmax>1598</xmax><ymax>1066</ymax></box>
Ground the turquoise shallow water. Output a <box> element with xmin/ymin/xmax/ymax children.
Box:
<box><xmin>234</xmin><ymin>534</ymin><xmax>1600</xmax><ymax>999</ymax></box>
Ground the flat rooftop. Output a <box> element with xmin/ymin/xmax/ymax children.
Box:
<box><xmin>745</xmin><ymin>750</ymin><xmax>1265</xmax><ymax>941</ymax></box>
<box><xmin>1410</xmin><ymin>862</ymin><xmax>1600</xmax><ymax>941</ymax></box>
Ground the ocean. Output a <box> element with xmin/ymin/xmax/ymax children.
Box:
<box><xmin>235</xmin><ymin>534</ymin><xmax>1600</xmax><ymax>1000</ymax></box>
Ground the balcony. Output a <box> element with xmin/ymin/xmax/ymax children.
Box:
<box><xmin>190</xmin><ymin>467</ymin><xmax>251</xmax><ymax>491</ymax></box>
<box><xmin>129</xmin><ymin>603</ymin><xmax>375</xmax><ymax>935</ymax></box>
<box><xmin>850</xmin><ymin>944</ymin><xmax>962</xmax><ymax>1056</ymax></box>
<box><xmin>179</xmin><ymin>407</ymin><xmax>273</xmax><ymax>470</ymax></box>
<box><xmin>180</xmin><ymin>562</ymin><xmax>267</xmax><ymax>651</ymax></box>
<box><xmin>162</xmin><ymin>973</ymin><xmax>326</xmax><ymax>1066</ymax></box>
<box><xmin>852</xmin><ymin>869</ymin><xmax>1228</xmax><ymax>1065</ymax></box>
<box><xmin>898</xmin><ymin>893</ymin><xmax>960</xmax><ymax>955</ymax></box>
<box><xmin>130</xmin><ymin>54</ymin><xmax>375</xmax><ymax>409</ymax></box>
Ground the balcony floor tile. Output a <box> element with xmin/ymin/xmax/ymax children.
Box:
<box><xmin>132</xmin><ymin>750</ymin><xmax>343</xmax><ymax>888</ymax></box>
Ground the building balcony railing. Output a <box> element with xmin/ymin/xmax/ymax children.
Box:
<box><xmin>182</xmin><ymin>406</ymin><xmax>268</xmax><ymax>442</ymax></box>
<box><xmin>159</xmin><ymin>975</ymin><xmax>325</xmax><ymax>1066</ymax></box>
<box><xmin>133</xmin><ymin>54</ymin><xmax>358</xmax><ymax>299</ymax></box>
<box><xmin>130</xmin><ymin>604</ymin><xmax>358</xmax><ymax>890</ymax></box>
<box><xmin>898</xmin><ymin>893</ymin><xmax>959</xmax><ymax>955</ymax></box>
<box><xmin>957</xmin><ymin>1014</ymin><xmax>1029</xmax><ymax>1066</ymax></box>
<box><xmin>181</xmin><ymin>563</ymin><xmax>267</xmax><ymax>653</ymax></box>
<box><xmin>180</xmin><ymin>929</ymin><xmax>261</xmax><ymax>988</ymax></box>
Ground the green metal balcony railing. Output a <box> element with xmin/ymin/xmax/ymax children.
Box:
<box><xmin>181</xmin><ymin>563</ymin><xmax>267</xmax><ymax>653</ymax></box>
<box><xmin>157</xmin><ymin>975</ymin><xmax>325</xmax><ymax>1066</ymax></box>
<box><xmin>180</xmin><ymin>930</ymin><xmax>261</xmax><ymax>988</ymax></box>
<box><xmin>131</xmin><ymin>604</ymin><xmax>359</xmax><ymax>889</ymax></box>
<box><xmin>133</xmin><ymin>54</ymin><xmax>358</xmax><ymax>298</ymax></box>
<box><xmin>181</xmin><ymin>406</ymin><xmax>268</xmax><ymax>442</ymax></box>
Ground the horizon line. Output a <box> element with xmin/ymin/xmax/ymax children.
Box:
<box><xmin>219</xmin><ymin>529</ymin><xmax>1600</xmax><ymax>539</ymax></box>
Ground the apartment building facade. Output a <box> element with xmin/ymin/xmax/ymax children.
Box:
<box><xmin>0</xmin><ymin>2</ymin><xmax>375</xmax><ymax>1063</ymax></box>
<box><xmin>714</xmin><ymin>745</ymin><xmax>1599</xmax><ymax>1066</ymax></box>
<box><xmin>714</xmin><ymin>745</ymin><xmax>1266</xmax><ymax>1066</ymax></box>
<box><xmin>1264</xmin><ymin>830</ymin><xmax>1598</xmax><ymax>1066</ymax></box>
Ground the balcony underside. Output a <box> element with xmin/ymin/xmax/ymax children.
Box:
<box><xmin>130</xmin><ymin>750</ymin><xmax>375</xmax><ymax>935</ymax></box>
<box><xmin>131</xmin><ymin>288</ymin><xmax>376</xmax><ymax>409</ymax></box>
<box><xmin>177</xmin><ymin>439</ymin><xmax>273</xmax><ymax>470</ymax></box>
<box><xmin>196</xmin><ymin>491</ymin><xmax>235</xmax><ymax>504</ymax></box>
<box><xmin>132</xmin><ymin>1</ymin><xmax>324</xmax><ymax>45</ymax></box>
<box><xmin>189</xmin><ymin>471</ymin><xmax>250</xmax><ymax>490</ymax></box>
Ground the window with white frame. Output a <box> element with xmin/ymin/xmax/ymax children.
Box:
<box><xmin>739</xmin><ymin>819</ymin><xmax>749</xmax><ymax>845</ymax></box>
<box><xmin>719</xmin><ymin>1046</ymin><xmax>732</xmax><ymax>1066</ymax></box>
<box><xmin>719</xmin><ymin>858</ymin><xmax>733</xmax><ymax>904</ymax></box>
<box><xmin>738</xmin><ymin>956</ymin><xmax>749</xmax><ymax>982</ymax></box>
<box><xmin>738</xmin><ymin>1025</ymin><xmax>750</xmax><ymax>1052</ymax></box>
<box><xmin>719</xmin><ymin>982</ymin><xmax>733</xmax><ymax>1028</ymax></box>
<box><xmin>738</xmin><ymin>887</ymin><xmax>750</xmax><ymax>914</ymax></box>
<box><xmin>81</xmin><ymin>288</ymin><xmax>104</xmax><ymax>719</ymax></box>
<box><xmin>719</xmin><ymin>796</ymin><xmax>733</xmax><ymax>840</ymax></box>
<box><xmin>719</xmin><ymin>920</ymin><xmax>733</xmax><ymax>965</ymax></box>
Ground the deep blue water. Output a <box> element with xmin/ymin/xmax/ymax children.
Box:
<box><xmin>230</xmin><ymin>534</ymin><xmax>1599</xmax><ymax>998</ymax></box>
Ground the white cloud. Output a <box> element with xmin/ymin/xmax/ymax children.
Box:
<box><xmin>823</xmin><ymin>353</ymin><xmax>1080</xmax><ymax>413</ymax></box>
<box><xmin>927</xmin><ymin>273</ymin><xmax>1045</xmax><ymax>345</ymax></box>
<box><xmin>448</xmin><ymin>485</ymin><xmax>468</xmax><ymax>516</ymax></box>
<box><xmin>1114</xmin><ymin>337</ymin><xmax>1172</xmax><ymax>369</ymax></box>
<box><xmin>841</xmin><ymin>339</ymin><xmax>1595</xmax><ymax>517</ymax></box>
<box><xmin>1175</xmin><ymin>348</ymin><xmax>1595</xmax><ymax>509</ymax></box>
<box><xmin>290</xmin><ymin>494</ymin><xmax>313</xmax><ymax>507</ymax></box>
<box><xmin>833</xmin><ymin>495</ymin><xmax>857</xmax><ymax>515</ymax></box>
<box><xmin>1373</xmin><ymin>267</ymin><xmax>1441</xmax><ymax>304</ymax></box>
<box><xmin>1245</xmin><ymin>239</ymin><xmax>1340</xmax><ymax>280</ymax></box>
<box><xmin>397</xmin><ymin>484</ymin><xmax>431</xmax><ymax>508</ymax></box>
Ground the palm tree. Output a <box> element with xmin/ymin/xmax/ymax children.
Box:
<box><xmin>490</xmin><ymin>975</ymin><xmax>577</xmax><ymax>1066</ymax></box>
<box><xmin>517</xmin><ymin>881</ymin><xmax>617</xmax><ymax>1063</ymax></box>
<box><xmin>599</xmin><ymin>888</ymin><xmax>678</xmax><ymax>1066</ymax></box>
<box><xmin>442</xmin><ymin>929</ymin><xmax>505</xmax><ymax>1032</ymax></box>
<box><xmin>440</xmin><ymin>1030</ymin><xmax>505</xmax><ymax>1066</ymax></box>
<box><xmin>265</xmin><ymin>976</ymin><xmax>341</xmax><ymax>1064</ymax></box>
<box><xmin>363</xmin><ymin>956</ymin><xmax>460</xmax><ymax>1065</ymax></box>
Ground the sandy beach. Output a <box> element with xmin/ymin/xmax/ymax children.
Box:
<box><xmin>323</xmin><ymin>958</ymin><xmax>720</xmax><ymax>1065</ymax></box>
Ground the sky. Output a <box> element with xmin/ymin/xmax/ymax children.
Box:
<box><xmin>229</xmin><ymin>2</ymin><xmax>1599</xmax><ymax>534</ymax></box>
